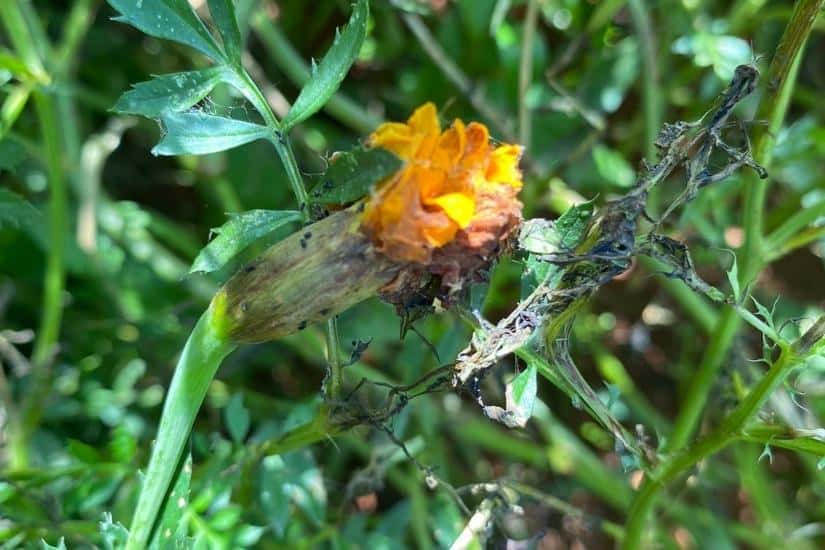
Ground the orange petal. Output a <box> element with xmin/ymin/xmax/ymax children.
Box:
<box><xmin>427</xmin><ymin>192</ymin><xmax>475</xmax><ymax>228</ymax></box>
<box><xmin>486</xmin><ymin>144</ymin><xmax>524</xmax><ymax>188</ymax></box>
<box><xmin>369</xmin><ymin>122</ymin><xmax>415</xmax><ymax>158</ymax></box>
<box><xmin>433</xmin><ymin>119</ymin><xmax>466</xmax><ymax>169</ymax></box>
<box><xmin>407</xmin><ymin>102</ymin><xmax>440</xmax><ymax>137</ymax></box>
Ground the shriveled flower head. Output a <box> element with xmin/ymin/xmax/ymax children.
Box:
<box><xmin>214</xmin><ymin>103</ymin><xmax>524</xmax><ymax>343</ymax></box>
<box><xmin>361</xmin><ymin>103</ymin><xmax>523</xmax><ymax>274</ymax></box>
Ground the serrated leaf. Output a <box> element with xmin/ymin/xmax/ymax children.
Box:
<box><xmin>259</xmin><ymin>450</ymin><xmax>327</xmax><ymax>537</ymax></box>
<box><xmin>40</xmin><ymin>538</ymin><xmax>67</xmax><ymax>550</ymax></box>
<box><xmin>113</xmin><ymin>67</ymin><xmax>227</xmax><ymax>118</ymax></box>
<box><xmin>724</xmin><ymin>249</ymin><xmax>741</xmax><ymax>302</ymax></box>
<box><xmin>100</xmin><ymin>513</ymin><xmax>129</xmax><ymax>550</ymax></box>
<box><xmin>207</xmin><ymin>0</ymin><xmax>242</xmax><ymax>65</ymax></box>
<box><xmin>107</xmin><ymin>0</ymin><xmax>224</xmax><ymax>61</ymax></box>
<box><xmin>153</xmin><ymin>111</ymin><xmax>271</xmax><ymax>156</ymax></box>
<box><xmin>309</xmin><ymin>147</ymin><xmax>401</xmax><ymax>205</ymax></box>
<box><xmin>148</xmin><ymin>453</ymin><xmax>192</xmax><ymax>550</ymax></box>
<box><xmin>520</xmin><ymin>200</ymin><xmax>595</xmax><ymax>297</ymax></box>
<box><xmin>190</xmin><ymin>209</ymin><xmax>302</xmax><ymax>273</ymax></box>
<box><xmin>281</xmin><ymin>0</ymin><xmax>369</xmax><ymax>130</ymax></box>
<box><xmin>224</xmin><ymin>393</ymin><xmax>250</xmax><ymax>443</ymax></box>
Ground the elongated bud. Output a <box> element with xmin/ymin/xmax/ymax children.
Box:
<box><xmin>212</xmin><ymin>205</ymin><xmax>401</xmax><ymax>343</ymax></box>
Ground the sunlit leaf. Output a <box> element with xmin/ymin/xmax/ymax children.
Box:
<box><xmin>207</xmin><ymin>0</ymin><xmax>243</xmax><ymax>65</ymax></box>
<box><xmin>153</xmin><ymin>111</ymin><xmax>271</xmax><ymax>156</ymax></box>
<box><xmin>112</xmin><ymin>67</ymin><xmax>227</xmax><ymax>118</ymax></box>
<box><xmin>107</xmin><ymin>0</ymin><xmax>224</xmax><ymax>61</ymax></box>
<box><xmin>309</xmin><ymin>147</ymin><xmax>401</xmax><ymax>205</ymax></box>
<box><xmin>519</xmin><ymin>200</ymin><xmax>594</xmax><ymax>297</ymax></box>
<box><xmin>281</xmin><ymin>0</ymin><xmax>369</xmax><ymax>130</ymax></box>
<box><xmin>190</xmin><ymin>209</ymin><xmax>302</xmax><ymax>274</ymax></box>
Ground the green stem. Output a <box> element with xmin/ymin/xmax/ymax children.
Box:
<box><xmin>623</xmin><ymin>1</ymin><xmax>823</xmax><ymax>544</ymax></box>
<box><xmin>622</xmin><ymin>334</ymin><xmax>819</xmax><ymax>548</ymax></box>
<box><xmin>126</xmin><ymin>305</ymin><xmax>236</xmax><ymax>550</ymax></box>
<box><xmin>517</xmin><ymin>0</ymin><xmax>538</xmax><ymax>149</ymax></box>
<box><xmin>666</xmin><ymin>0</ymin><xmax>820</xmax><ymax>457</ymax></box>
<box><xmin>0</xmin><ymin>1</ymin><xmax>67</xmax><ymax>471</ymax></box>
<box><xmin>764</xmin><ymin>199</ymin><xmax>825</xmax><ymax>256</ymax></box>
<box><xmin>232</xmin><ymin>59</ymin><xmax>342</xmax><ymax>401</ymax></box>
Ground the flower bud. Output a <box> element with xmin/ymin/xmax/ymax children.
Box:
<box><xmin>212</xmin><ymin>205</ymin><xmax>401</xmax><ymax>343</ymax></box>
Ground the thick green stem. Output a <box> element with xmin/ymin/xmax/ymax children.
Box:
<box><xmin>126</xmin><ymin>305</ymin><xmax>236</xmax><ymax>550</ymax></box>
<box><xmin>621</xmin><ymin>331</ymin><xmax>822</xmax><ymax>548</ymax></box>
<box><xmin>666</xmin><ymin>0</ymin><xmax>820</xmax><ymax>457</ymax></box>
<box><xmin>623</xmin><ymin>1</ymin><xmax>823</xmax><ymax>544</ymax></box>
<box><xmin>0</xmin><ymin>1</ymin><xmax>67</xmax><ymax>470</ymax></box>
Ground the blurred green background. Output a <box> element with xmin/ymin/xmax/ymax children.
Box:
<box><xmin>1</xmin><ymin>0</ymin><xmax>824</xmax><ymax>548</ymax></box>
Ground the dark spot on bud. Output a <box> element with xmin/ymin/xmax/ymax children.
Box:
<box><xmin>241</xmin><ymin>302</ymin><xmax>249</xmax><ymax>312</ymax></box>
<box><xmin>304</xmin><ymin>231</ymin><xmax>312</xmax><ymax>239</ymax></box>
<box><xmin>244</xmin><ymin>264</ymin><xmax>256</xmax><ymax>273</ymax></box>
<box><xmin>320</xmin><ymin>308</ymin><xmax>330</xmax><ymax>315</ymax></box>
<box><xmin>298</xmin><ymin>320</ymin><xmax>307</xmax><ymax>330</ymax></box>
<box><xmin>300</xmin><ymin>239</ymin><xmax>307</xmax><ymax>249</ymax></box>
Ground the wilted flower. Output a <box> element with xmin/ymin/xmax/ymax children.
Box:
<box><xmin>213</xmin><ymin>103</ymin><xmax>524</xmax><ymax>343</ymax></box>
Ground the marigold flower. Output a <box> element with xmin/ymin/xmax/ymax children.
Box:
<box><xmin>361</xmin><ymin>102</ymin><xmax>523</xmax><ymax>267</ymax></box>
<box><xmin>214</xmin><ymin>103</ymin><xmax>524</xmax><ymax>343</ymax></box>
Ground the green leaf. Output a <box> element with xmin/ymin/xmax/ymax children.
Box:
<box><xmin>100</xmin><ymin>513</ymin><xmax>129</xmax><ymax>550</ymax></box>
<box><xmin>224</xmin><ymin>393</ymin><xmax>250</xmax><ymax>443</ymax></box>
<box><xmin>281</xmin><ymin>0</ymin><xmax>369</xmax><ymax>131</ymax></box>
<box><xmin>724</xmin><ymin>249</ymin><xmax>742</xmax><ymax>303</ymax></box>
<box><xmin>508</xmin><ymin>364</ymin><xmax>538</xmax><ymax>417</ymax></box>
<box><xmin>190</xmin><ymin>209</ymin><xmax>302</xmax><ymax>273</ymax></box>
<box><xmin>107</xmin><ymin>0</ymin><xmax>224</xmax><ymax>61</ymax></box>
<box><xmin>593</xmin><ymin>144</ymin><xmax>635</xmax><ymax>188</ymax></box>
<box><xmin>0</xmin><ymin>187</ymin><xmax>41</xmax><ymax>234</ymax></box>
<box><xmin>0</xmin><ymin>138</ymin><xmax>26</xmax><ymax>173</ymax></box>
<box><xmin>520</xmin><ymin>200</ymin><xmax>595</xmax><ymax>297</ymax></box>
<box><xmin>207</xmin><ymin>0</ymin><xmax>242</xmax><ymax>65</ymax></box>
<box><xmin>259</xmin><ymin>450</ymin><xmax>327</xmax><ymax>537</ymax></box>
<box><xmin>112</xmin><ymin>67</ymin><xmax>227</xmax><ymax>118</ymax></box>
<box><xmin>40</xmin><ymin>539</ymin><xmax>67</xmax><ymax>550</ymax></box>
<box><xmin>153</xmin><ymin>111</ymin><xmax>271</xmax><ymax>156</ymax></box>
<box><xmin>148</xmin><ymin>453</ymin><xmax>193</xmax><ymax>550</ymax></box>
<box><xmin>309</xmin><ymin>147</ymin><xmax>402</xmax><ymax>205</ymax></box>
<box><xmin>0</xmin><ymin>188</ymin><xmax>88</xmax><ymax>273</ymax></box>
